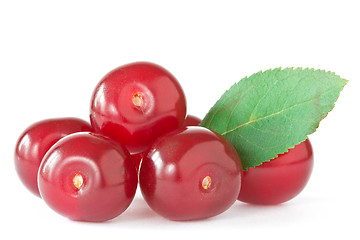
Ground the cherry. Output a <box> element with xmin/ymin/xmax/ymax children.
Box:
<box><xmin>238</xmin><ymin>139</ymin><xmax>314</xmax><ymax>205</ymax></box>
<box><xmin>139</xmin><ymin>126</ymin><xmax>242</xmax><ymax>221</ymax></box>
<box><xmin>38</xmin><ymin>132</ymin><xmax>138</xmax><ymax>222</ymax></box>
<box><xmin>90</xmin><ymin>62</ymin><xmax>187</xmax><ymax>154</ymax></box>
<box><xmin>183</xmin><ymin>115</ymin><xmax>201</xmax><ymax>126</ymax></box>
<box><xmin>14</xmin><ymin>118</ymin><xmax>92</xmax><ymax>197</ymax></box>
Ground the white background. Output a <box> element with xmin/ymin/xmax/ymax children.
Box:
<box><xmin>1</xmin><ymin>1</ymin><xmax>359</xmax><ymax>239</ymax></box>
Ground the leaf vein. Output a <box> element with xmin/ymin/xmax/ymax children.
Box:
<box><xmin>220</xmin><ymin>80</ymin><xmax>256</xmax><ymax>130</ymax></box>
<box><xmin>248</xmin><ymin>124</ymin><xmax>291</xmax><ymax>137</ymax></box>
<box><xmin>248</xmin><ymin>78</ymin><xmax>276</xmax><ymax>122</ymax></box>
<box><xmin>281</xmin><ymin>74</ymin><xmax>307</xmax><ymax>111</ymax></box>
<box><xmin>232</xmin><ymin>131</ymin><xmax>265</xmax><ymax>150</ymax></box>
<box><xmin>221</xmin><ymin>88</ymin><xmax>333</xmax><ymax>136</ymax></box>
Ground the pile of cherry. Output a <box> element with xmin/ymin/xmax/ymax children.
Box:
<box><xmin>15</xmin><ymin>62</ymin><xmax>313</xmax><ymax>222</ymax></box>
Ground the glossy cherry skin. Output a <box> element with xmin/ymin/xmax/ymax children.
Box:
<box><xmin>131</xmin><ymin>115</ymin><xmax>202</xmax><ymax>172</ymax></box>
<box><xmin>38</xmin><ymin>132</ymin><xmax>138</xmax><ymax>222</ymax></box>
<box><xmin>238</xmin><ymin>139</ymin><xmax>314</xmax><ymax>205</ymax></box>
<box><xmin>183</xmin><ymin>115</ymin><xmax>201</xmax><ymax>126</ymax></box>
<box><xmin>90</xmin><ymin>62</ymin><xmax>187</xmax><ymax>154</ymax></box>
<box><xmin>139</xmin><ymin>126</ymin><xmax>242</xmax><ymax>221</ymax></box>
<box><xmin>14</xmin><ymin>118</ymin><xmax>92</xmax><ymax>197</ymax></box>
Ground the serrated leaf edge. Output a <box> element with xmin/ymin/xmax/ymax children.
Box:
<box><xmin>200</xmin><ymin>67</ymin><xmax>348</xmax><ymax>171</ymax></box>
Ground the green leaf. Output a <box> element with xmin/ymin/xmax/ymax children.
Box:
<box><xmin>200</xmin><ymin>68</ymin><xmax>348</xmax><ymax>171</ymax></box>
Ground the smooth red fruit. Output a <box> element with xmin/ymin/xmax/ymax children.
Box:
<box><xmin>183</xmin><ymin>115</ymin><xmax>201</xmax><ymax>126</ymax></box>
<box><xmin>14</xmin><ymin>118</ymin><xmax>92</xmax><ymax>197</ymax></box>
<box><xmin>139</xmin><ymin>126</ymin><xmax>242</xmax><ymax>221</ymax></box>
<box><xmin>238</xmin><ymin>139</ymin><xmax>314</xmax><ymax>205</ymax></box>
<box><xmin>38</xmin><ymin>132</ymin><xmax>138</xmax><ymax>222</ymax></box>
<box><xmin>90</xmin><ymin>62</ymin><xmax>187</xmax><ymax>154</ymax></box>
<box><xmin>132</xmin><ymin>115</ymin><xmax>202</xmax><ymax>172</ymax></box>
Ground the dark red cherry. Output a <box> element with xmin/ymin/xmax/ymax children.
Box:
<box><xmin>14</xmin><ymin>118</ymin><xmax>92</xmax><ymax>197</ymax></box>
<box><xmin>183</xmin><ymin>115</ymin><xmax>201</xmax><ymax>126</ymax></box>
<box><xmin>38</xmin><ymin>132</ymin><xmax>138</xmax><ymax>222</ymax></box>
<box><xmin>238</xmin><ymin>139</ymin><xmax>314</xmax><ymax>205</ymax></box>
<box><xmin>139</xmin><ymin>126</ymin><xmax>242</xmax><ymax>221</ymax></box>
<box><xmin>90</xmin><ymin>62</ymin><xmax>187</xmax><ymax>153</ymax></box>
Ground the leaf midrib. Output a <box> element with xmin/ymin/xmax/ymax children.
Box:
<box><xmin>220</xmin><ymin>91</ymin><xmax>331</xmax><ymax>136</ymax></box>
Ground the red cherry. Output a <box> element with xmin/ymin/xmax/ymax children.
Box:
<box><xmin>38</xmin><ymin>132</ymin><xmax>138</xmax><ymax>222</ymax></box>
<box><xmin>14</xmin><ymin>118</ymin><xmax>92</xmax><ymax>197</ymax></box>
<box><xmin>90</xmin><ymin>62</ymin><xmax>187</xmax><ymax>153</ymax></box>
<box><xmin>238</xmin><ymin>139</ymin><xmax>314</xmax><ymax>205</ymax></box>
<box><xmin>139</xmin><ymin>126</ymin><xmax>242</xmax><ymax>221</ymax></box>
<box><xmin>183</xmin><ymin>115</ymin><xmax>201</xmax><ymax>126</ymax></box>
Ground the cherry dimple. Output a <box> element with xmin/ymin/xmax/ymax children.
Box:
<box><xmin>72</xmin><ymin>173</ymin><xmax>84</xmax><ymax>190</ymax></box>
<box><xmin>132</xmin><ymin>92</ymin><xmax>144</xmax><ymax>108</ymax></box>
<box><xmin>201</xmin><ymin>176</ymin><xmax>212</xmax><ymax>190</ymax></box>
